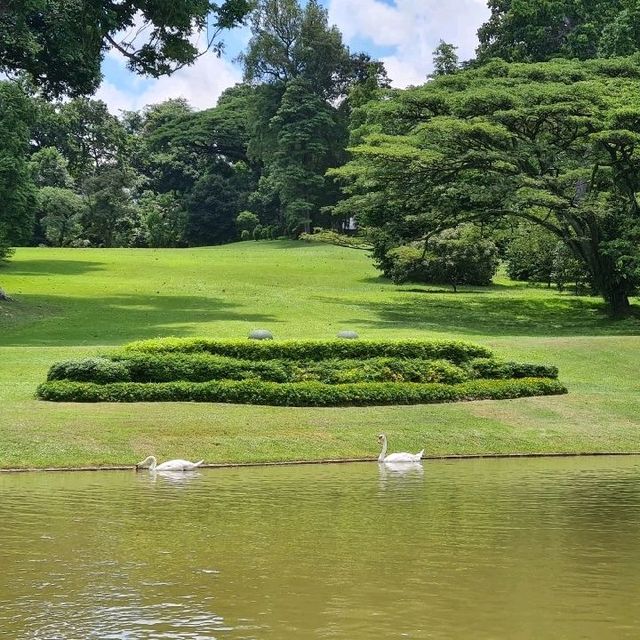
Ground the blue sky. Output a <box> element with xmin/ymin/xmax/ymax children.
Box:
<box><xmin>97</xmin><ymin>0</ymin><xmax>490</xmax><ymax>114</ymax></box>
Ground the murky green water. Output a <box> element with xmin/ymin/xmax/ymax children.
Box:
<box><xmin>1</xmin><ymin>457</ymin><xmax>640</xmax><ymax>639</ymax></box>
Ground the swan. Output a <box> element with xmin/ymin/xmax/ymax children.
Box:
<box><xmin>377</xmin><ymin>433</ymin><xmax>424</xmax><ymax>463</ymax></box>
<box><xmin>135</xmin><ymin>456</ymin><xmax>204</xmax><ymax>472</ymax></box>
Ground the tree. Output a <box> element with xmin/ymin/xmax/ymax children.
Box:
<box><xmin>475</xmin><ymin>0</ymin><xmax>640</xmax><ymax>63</ymax></box>
<box><xmin>385</xmin><ymin>226</ymin><xmax>498</xmax><ymax>291</ymax></box>
<box><xmin>138</xmin><ymin>191</ymin><xmax>187</xmax><ymax>248</ymax></box>
<box><xmin>29</xmin><ymin>147</ymin><xmax>73</xmax><ymax>188</ymax></box>
<box><xmin>332</xmin><ymin>57</ymin><xmax>640</xmax><ymax>316</ymax></box>
<box><xmin>241</xmin><ymin>0</ymin><xmax>350</xmax><ymax>99</ymax></box>
<box><xmin>37</xmin><ymin>187</ymin><xmax>85</xmax><ymax>247</ymax></box>
<box><xmin>186</xmin><ymin>170</ymin><xmax>249</xmax><ymax>245</ymax></box>
<box><xmin>264</xmin><ymin>77</ymin><xmax>342</xmax><ymax>233</ymax></box>
<box><xmin>83</xmin><ymin>167</ymin><xmax>137</xmax><ymax>247</ymax></box>
<box><xmin>0</xmin><ymin>0</ymin><xmax>251</xmax><ymax>96</ymax></box>
<box><xmin>0</xmin><ymin>82</ymin><xmax>35</xmax><ymax>262</ymax></box>
<box><xmin>506</xmin><ymin>225</ymin><xmax>559</xmax><ymax>286</ymax></box>
<box><xmin>430</xmin><ymin>41</ymin><xmax>459</xmax><ymax>77</ymax></box>
<box><xmin>241</xmin><ymin>0</ymin><xmax>377</xmax><ymax>234</ymax></box>
<box><xmin>236</xmin><ymin>210</ymin><xmax>260</xmax><ymax>235</ymax></box>
<box><xmin>56</xmin><ymin>98</ymin><xmax>129</xmax><ymax>182</ymax></box>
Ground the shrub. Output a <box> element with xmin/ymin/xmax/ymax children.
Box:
<box><xmin>506</xmin><ymin>225</ymin><xmax>558</xmax><ymax>285</ymax></box>
<box><xmin>469</xmin><ymin>358</ymin><xmax>558</xmax><ymax>379</ymax></box>
<box><xmin>385</xmin><ymin>225</ymin><xmax>499</xmax><ymax>290</ymax></box>
<box><xmin>49</xmin><ymin>354</ymin><xmax>470</xmax><ymax>385</ymax></box>
<box><xmin>121</xmin><ymin>338</ymin><xmax>494</xmax><ymax>363</ymax></box>
<box><xmin>236</xmin><ymin>210</ymin><xmax>260</xmax><ymax>235</ymax></box>
<box><xmin>240</xmin><ymin>229</ymin><xmax>251</xmax><ymax>241</ymax></box>
<box><xmin>47</xmin><ymin>358</ymin><xmax>131</xmax><ymax>383</ymax></box>
<box><xmin>37</xmin><ymin>377</ymin><xmax>567</xmax><ymax>406</ymax></box>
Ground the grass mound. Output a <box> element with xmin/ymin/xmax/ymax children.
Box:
<box><xmin>37</xmin><ymin>338</ymin><xmax>566</xmax><ymax>407</ymax></box>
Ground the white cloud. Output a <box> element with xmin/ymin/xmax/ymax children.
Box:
<box><xmin>328</xmin><ymin>0</ymin><xmax>490</xmax><ymax>87</ymax></box>
<box><xmin>96</xmin><ymin>53</ymin><xmax>242</xmax><ymax>114</ymax></box>
<box><xmin>97</xmin><ymin>1</ymin><xmax>491</xmax><ymax>112</ymax></box>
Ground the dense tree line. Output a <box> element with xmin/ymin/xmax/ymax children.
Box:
<box><xmin>2</xmin><ymin>0</ymin><xmax>640</xmax><ymax>316</ymax></box>
<box><xmin>0</xmin><ymin>0</ymin><xmax>386</xmax><ymax>258</ymax></box>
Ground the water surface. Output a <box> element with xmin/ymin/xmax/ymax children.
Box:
<box><xmin>1</xmin><ymin>457</ymin><xmax>640</xmax><ymax>639</ymax></box>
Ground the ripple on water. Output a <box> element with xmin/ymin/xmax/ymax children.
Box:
<box><xmin>1</xmin><ymin>457</ymin><xmax>640</xmax><ymax>639</ymax></box>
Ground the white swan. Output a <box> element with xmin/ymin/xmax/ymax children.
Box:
<box><xmin>135</xmin><ymin>456</ymin><xmax>204</xmax><ymax>471</ymax></box>
<box><xmin>377</xmin><ymin>433</ymin><xmax>424</xmax><ymax>463</ymax></box>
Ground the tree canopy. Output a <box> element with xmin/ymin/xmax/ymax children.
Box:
<box><xmin>331</xmin><ymin>56</ymin><xmax>640</xmax><ymax>315</ymax></box>
<box><xmin>476</xmin><ymin>0</ymin><xmax>640</xmax><ymax>63</ymax></box>
<box><xmin>0</xmin><ymin>0</ymin><xmax>251</xmax><ymax>96</ymax></box>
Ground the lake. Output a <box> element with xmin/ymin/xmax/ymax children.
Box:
<box><xmin>1</xmin><ymin>457</ymin><xmax>639</xmax><ymax>639</ymax></box>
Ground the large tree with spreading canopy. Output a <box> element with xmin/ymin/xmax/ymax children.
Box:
<box><xmin>331</xmin><ymin>56</ymin><xmax>640</xmax><ymax>316</ymax></box>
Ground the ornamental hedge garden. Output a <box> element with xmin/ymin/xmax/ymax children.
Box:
<box><xmin>37</xmin><ymin>338</ymin><xmax>567</xmax><ymax>407</ymax></box>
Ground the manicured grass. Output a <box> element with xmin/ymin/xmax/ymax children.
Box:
<box><xmin>1</xmin><ymin>242</ymin><xmax>639</xmax><ymax>468</ymax></box>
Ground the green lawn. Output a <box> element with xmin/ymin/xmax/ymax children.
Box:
<box><xmin>1</xmin><ymin>241</ymin><xmax>639</xmax><ymax>469</ymax></box>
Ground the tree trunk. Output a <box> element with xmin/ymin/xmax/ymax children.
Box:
<box><xmin>605</xmin><ymin>287</ymin><xmax>631</xmax><ymax>317</ymax></box>
<box><xmin>582</xmin><ymin>250</ymin><xmax>632</xmax><ymax>317</ymax></box>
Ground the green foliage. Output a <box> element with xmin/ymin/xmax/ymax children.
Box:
<box><xmin>28</xmin><ymin>147</ymin><xmax>73</xmax><ymax>188</ymax></box>
<box><xmin>385</xmin><ymin>226</ymin><xmax>499</xmax><ymax>290</ymax></box>
<box><xmin>431</xmin><ymin>41</ymin><xmax>459</xmax><ymax>77</ymax></box>
<box><xmin>51</xmin><ymin>98</ymin><xmax>129</xmax><ymax>182</ymax></box>
<box><xmin>334</xmin><ymin>56</ymin><xmax>640</xmax><ymax>315</ymax></box>
<box><xmin>41</xmin><ymin>337</ymin><xmax>564</xmax><ymax>407</ymax></box>
<box><xmin>476</xmin><ymin>0</ymin><xmax>624</xmax><ymax>63</ymax></box>
<box><xmin>137</xmin><ymin>191</ymin><xmax>187</xmax><ymax>248</ymax></box>
<box><xmin>468</xmin><ymin>359</ymin><xmax>559</xmax><ymax>380</ymax></box>
<box><xmin>241</xmin><ymin>0</ymin><xmax>386</xmax><ymax>236</ymax></box>
<box><xmin>241</xmin><ymin>229</ymin><xmax>251</xmax><ymax>241</ymax></box>
<box><xmin>236</xmin><ymin>210</ymin><xmax>260</xmax><ymax>235</ymax></box>
<box><xmin>122</xmin><ymin>338</ymin><xmax>494</xmax><ymax>363</ymax></box>
<box><xmin>0</xmin><ymin>82</ymin><xmax>35</xmax><ymax>251</ymax></box>
<box><xmin>300</xmin><ymin>229</ymin><xmax>372</xmax><ymax>250</ymax></box>
<box><xmin>50</xmin><ymin>353</ymin><xmax>470</xmax><ymax>385</ymax></box>
<box><xmin>506</xmin><ymin>224</ymin><xmax>592</xmax><ymax>291</ymax></box>
<box><xmin>47</xmin><ymin>358</ymin><xmax>130</xmax><ymax>384</ymax></box>
<box><xmin>36</xmin><ymin>377</ymin><xmax>567</xmax><ymax>406</ymax></box>
<box><xmin>83</xmin><ymin>167</ymin><xmax>138</xmax><ymax>248</ymax></box>
<box><xmin>0</xmin><ymin>0</ymin><xmax>251</xmax><ymax>97</ymax></box>
<box><xmin>36</xmin><ymin>187</ymin><xmax>85</xmax><ymax>247</ymax></box>
<box><xmin>506</xmin><ymin>226</ymin><xmax>559</xmax><ymax>284</ymax></box>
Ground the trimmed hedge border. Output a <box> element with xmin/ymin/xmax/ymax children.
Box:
<box><xmin>469</xmin><ymin>358</ymin><xmax>558</xmax><ymax>380</ymax></box>
<box><xmin>121</xmin><ymin>337</ymin><xmax>494</xmax><ymax>363</ymax></box>
<box><xmin>37</xmin><ymin>377</ymin><xmax>567</xmax><ymax>407</ymax></box>
<box><xmin>50</xmin><ymin>353</ymin><xmax>472</xmax><ymax>385</ymax></box>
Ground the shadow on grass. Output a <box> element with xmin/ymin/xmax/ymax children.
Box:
<box><xmin>0</xmin><ymin>293</ymin><xmax>281</xmax><ymax>346</ymax></box>
<box><xmin>335</xmin><ymin>292</ymin><xmax>640</xmax><ymax>337</ymax></box>
<box><xmin>4</xmin><ymin>259</ymin><xmax>106</xmax><ymax>276</ymax></box>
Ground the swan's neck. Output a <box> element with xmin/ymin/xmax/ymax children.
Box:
<box><xmin>148</xmin><ymin>456</ymin><xmax>157</xmax><ymax>470</ymax></box>
<box><xmin>378</xmin><ymin>438</ymin><xmax>387</xmax><ymax>462</ymax></box>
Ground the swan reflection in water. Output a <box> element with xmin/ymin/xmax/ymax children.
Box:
<box><xmin>137</xmin><ymin>469</ymin><xmax>204</xmax><ymax>485</ymax></box>
<box><xmin>378</xmin><ymin>460</ymin><xmax>425</xmax><ymax>490</ymax></box>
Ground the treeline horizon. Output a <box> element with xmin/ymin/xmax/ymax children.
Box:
<box><xmin>3</xmin><ymin>0</ymin><xmax>640</xmax><ymax>314</ymax></box>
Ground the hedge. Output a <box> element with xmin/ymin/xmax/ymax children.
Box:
<box><xmin>121</xmin><ymin>337</ymin><xmax>494</xmax><ymax>363</ymax></box>
<box><xmin>49</xmin><ymin>353</ymin><xmax>470</xmax><ymax>385</ymax></box>
<box><xmin>469</xmin><ymin>358</ymin><xmax>558</xmax><ymax>380</ymax></box>
<box><xmin>47</xmin><ymin>358</ymin><xmax>131</xmax><ymax>384</ymax></box>
<box><xmin>37</xmin><ymin>377</ymin><xmax>567</xmax><ymax>407</ymax></box>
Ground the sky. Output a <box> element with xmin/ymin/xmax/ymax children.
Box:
<box><xmin>96</xmin><ymin>0</ymin><xmax>491</xmax><ymax>115</ymax></box>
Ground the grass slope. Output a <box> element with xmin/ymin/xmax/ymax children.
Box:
<box><xmin>1</xmin><ymin>242</ymin><xmax>639</xmax><ymax>468</ymax></box>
